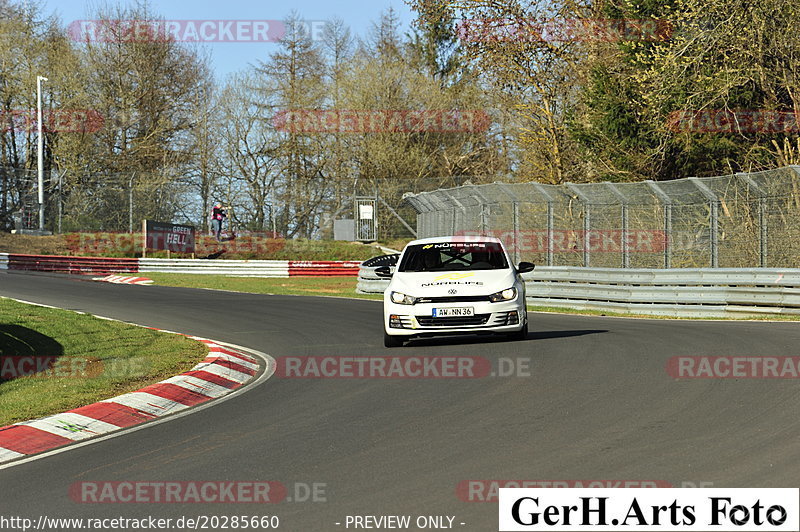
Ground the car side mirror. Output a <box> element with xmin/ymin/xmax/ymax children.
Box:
<box><xmin>375</xmin><ymin>266</ymin><xmax>393</xmax><ymax>278</ymax></box>
<box><xmin>517</xmin><ymin>262</ymin><xmax>535</xmax><ymax>274</ymax></box>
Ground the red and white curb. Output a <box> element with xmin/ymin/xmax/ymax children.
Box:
<box><xmin>92</xmin><ymin>274</ymin><xmax>154</xmax><ymax>285</ymax></box>
<box><xmin>0</xmin><ymin>331</ymin><xmax>268</xmax><ymax>465</ymax></box>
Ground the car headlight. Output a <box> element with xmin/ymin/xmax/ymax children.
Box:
<box><xmin>390</xmin><ymin>291</ymin><xmax>416</xmax><ymax>305</ymax></box>
<box><xmin>489</xmin><ymin>287</ymin><xmax>517</xmax><ymax>302</ymax></box>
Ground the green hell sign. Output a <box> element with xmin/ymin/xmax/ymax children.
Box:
<box><xmin>143</xmin><ymin>220</ymin><xmax>196</xmax><ymax>254</ymax></box>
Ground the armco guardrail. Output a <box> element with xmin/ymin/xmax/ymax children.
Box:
<box><xmin>356</xmin><ymin>264</ymin><xmax>800</xmax><ymax>317</ymax></box>
<box><xmin>0</xmin><ymin>254</ymin><xmax>360</xmax><ymax>278</ymax></box>
<box><xmin>1</xmin><ymin>253</ymin><xmax>139</xmax><ymax>275</ymax></box>
<box><xmin>138</xmin><ymin>258</ymin><xmax>290</xmax><ymax>276</ymax></box>
<box><xmin>288</xmin><ymin>260</ymin><xmax>361</xmax><ymax>277</ymax></box>
<box><xmin>527</xmin><ymin>267</ymin><xmax>800</xmax><ymax>317</ymax></box>
<box><xmin>356</xmin><ymin>254</ymin><xmax>400</xmax><ymax>294</ymax></box>
<box><xmin>357</xmin><ymin>264</ymin><xmax>392</xmax><ymax>294</ymax></box>
<box><xmin>139</xmin><ymin>259</ymin><xmax>359</xmax><ymax>277</ymax></box>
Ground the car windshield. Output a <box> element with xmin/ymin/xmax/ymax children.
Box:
<box><xmin>398</xmin><ymin>242</ymin><xmax>508</xmax><ymax>272</ymax></box>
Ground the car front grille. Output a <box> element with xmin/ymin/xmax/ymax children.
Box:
<box><xmin>415</xmin><ymin>295</ymin><xmax>491</xmax><ymax>304</ymax></box>
<box><xmin>415</xmin><ymin>314</ymin><xmax>491</xmax><ymax>327</ymax></box>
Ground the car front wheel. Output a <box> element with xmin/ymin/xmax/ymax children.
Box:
<box><xmin>384</xmin><ymin>330</ymin><xmax>404</xmax><ymax>348</ymax></box>
<box><xmin>509</xmin><ymin>320</ymin><xmax>528</xmax><ymax>341</ymax></box>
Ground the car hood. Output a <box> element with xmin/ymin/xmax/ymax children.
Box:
<box><xmin>389</xmin><ymin>270</ymin><xmax>517</xmax><ymax>297</ymax></box>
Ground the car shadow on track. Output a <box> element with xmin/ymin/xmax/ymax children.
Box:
<box><xmin>404</xmin><ymin>329</ymin><xmax>607</xmax><ymax>348</ymax></box>
<box><xmin>529</xmin><ymin>329</ymin><xmax>609</xmax><ymax>340</ymax></box>
<box><xmin>0</xmin><ymin>325</ymin><xmax>65</xmax><ymax>383</ymax></box>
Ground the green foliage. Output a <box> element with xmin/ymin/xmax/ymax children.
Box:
<box><xmin>572</xmin><ymin>0</ymin><xmax>800</xmax><ymax>180</ymax></box>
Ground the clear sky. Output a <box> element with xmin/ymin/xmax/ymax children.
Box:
<box><xmin>34</xmin><ymin>0</ymin><xmax>417</xmax><ymax>81</ymax></box>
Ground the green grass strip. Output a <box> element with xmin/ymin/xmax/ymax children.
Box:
<box><xmin>144</xmin><ymin>274</ymin><xmax>800</xmax><ymax>321</ymax></box>
<box><xmin>0</xmin><ymin>298</ymin><xmax>208</xmax><ymax>426</ymax></box>
<box><xmin>143</xmin><ymin>273</ymin><xmax>383</xmax><ymax>300</ymax></box>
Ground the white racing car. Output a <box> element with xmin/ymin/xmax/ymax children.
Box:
<box><xmin>377</xmin><ymin>236</ymin><xmax>534</xmax><ymax>347</ymax></box>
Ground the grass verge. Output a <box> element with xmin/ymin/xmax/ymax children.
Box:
<box><xmin>0</xmin><ymin>298</ymin><xmax>208</xmax><ymax>426</ymax></box>
<box><xmin>143</xmin><ymin>273</ymin><xmax>383</xmax><ymax>300</ymax></box>
<box><xmin>144</xmin><ymin>274</ymin><xmax>800</xmax><ymax>321</ymax></box>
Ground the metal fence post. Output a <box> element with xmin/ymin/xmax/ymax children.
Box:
<box><xmin>531</xmin><ymin>183</ymin><xmax>556</xmax><ymax>267</ymax></box>
<box><xmin>428</xmin><ymin>194</ymin><xmax>451</xmax><ymax>237</ymax></box>
<box><xmin>512</xmin><ymin>201</ymin><xmax>520</xmax><ymax>264</ymax></box>
<box><xmin>689</xmin><ymin>177</ymin><xmax>720</xmax><ymax>268</ymax></box>
<box><xmin>566</xmin><ymin>183</ymin><xmax>592</xmax><ymax>267</ymax></box>
<box><xmin>57</xmin><ymin>170</ymin><xmax>63</xmax><ymax>234</ymax></box>
<box><xmin>547</xmin><ymin>201</ymin><xmax>554</xmax><ymax>266</ymax></box>
<box><xmin>445</xmin><ymin>193</ymin><xmax>467</xmax><ymax>237</ymax></box>
<box><xmin>584</xmin><ymin>205</ymin><xmax>591</xmax><ymax>267</ymax></box>
<box><xmin>645</xmin><ymin>180</ymin><xmax>672</xmax><ymax>269</ymax></box>
<box><xmin>621</xmin><ymin>204</ymin><xmax>629</xmax><ymax>267</ymax></box>
<box><xmin>605</xmin><ymin>183</ymin><xmax>629</xmax><ymax>268</ymax></box>
<box><xmin>129</xmin><ymin>173</ymin><xmax>135</xmax><ymax>233</ymax></box>
<box><xmin>759</xmin><ymin>198</ymin><xmax>767</xmax><ymax>267</ymax></box>
<box><xmin>736</xmin><ymin>172</ymin><xmax>768</xmax><ymax>268</ymax></box>
<box><xmin>710</xmin><ymin>200</ymin><xmax>719</xmax><ymax>267</ymax></box>
<box><xmin>664</xmin><ymin>205</ymin><xmax>672</xmax><ymax>268</ymax></box>
<box><xmin>496</xmin><ymin>183</ymin><xmax>522</xmax><ymax>262</ymax></box>
<box><xmin>465</xmin><ymin>185</ymin><xmax>493</xmax><ymax>236</ymax></box>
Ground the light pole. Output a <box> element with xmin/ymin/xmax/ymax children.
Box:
<box><xmin>36</xmin><ymin>75</ymin><xmax>48</xmax><ymax>232</ymax></box>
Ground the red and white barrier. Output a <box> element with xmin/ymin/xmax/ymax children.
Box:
<box><xmin>1</xmin><ymin>254</ymin><xmax>362</xmax><ymax>278</ymax></box>
<box><xmin>92</xmin><ymin>274</ymin><xmax>154</xmax><ymax>285</ymax></box>
<box><xmin>4</xmin><ymin>254</ymin><xmax>139</xmax><ymax>275</ymax></box>
<box><xmin>288</xmin><ymin>260</ymin><xmax>361</xmax><ymax>277</ymax></box>
<box><xmin>138</xmin><ymin>258</ymin><xmax>290</xmax><ymax>277</ymax></box>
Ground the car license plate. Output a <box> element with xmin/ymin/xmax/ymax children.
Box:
<box><xmin>432</xmin><ymin>307</ymin><xmax>474</xmax><ymax>317</ymax></box>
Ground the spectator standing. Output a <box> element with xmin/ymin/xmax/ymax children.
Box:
<box><xmin>210</xmin><ymin>202</ymin><xmax>227</xmax><ymax>241</ymax></box>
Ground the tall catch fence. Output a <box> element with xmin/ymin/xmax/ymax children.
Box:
<box><xmin>404</xmin><ymin>166</ymin><xmax>800</xmax><ymax>268</ymax></box>
<box><xmin>0</xmin><ymin>166</ymin><xmax>193</xmax><ymax>233</ymax></box>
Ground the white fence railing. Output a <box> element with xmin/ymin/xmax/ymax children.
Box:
<box><xmin>139</xmin><ymin>258</ymin><xmax>290</xmax><ymax>277</ymax></box>
<box><xmin>0</xmin><ymin>254</ymin><xmax>359</xmax><ymax>278</ymax></box>
<box><xmin>357</xmin><ymin>265</ymin><xmax>800</xmax><ymax>317</ymax></box>
<box><xmin>138</xmin><ymin>259</ymin><xmax>360</xmax><ymax>277</ymax></box>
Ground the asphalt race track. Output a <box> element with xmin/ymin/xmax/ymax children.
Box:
<box><xmin>1</xmin><ymin>270</ymin><xmax>799</xmax><ymax>531</ymax></box>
